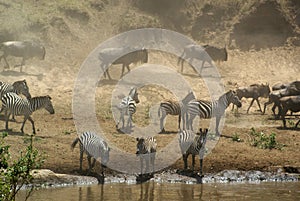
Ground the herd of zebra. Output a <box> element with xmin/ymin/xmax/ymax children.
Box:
<box><xmin>73</xmin><ymin>80</ymin><xmax>300</xmax><ymax>176</ymax></box>
<box><xmin>0</xmin><ymin>79</ymin><xmax>54</xmax><ymax>134</ymax></box>
<box><xmin>72</xmin><ymin>87</ymin><xmax>243</xmax><ymax>176</ymax></box>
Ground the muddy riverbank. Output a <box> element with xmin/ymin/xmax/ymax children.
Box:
<box><xmin>30</xmin><ymin>168</ymin><xmax>299</xmax><ymax>188</ymax></box>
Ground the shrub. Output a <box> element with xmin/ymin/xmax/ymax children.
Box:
<box><xmin>248</xmin><ymin>128</ymin><xmax>284</xmax><ymax>150</ymax></box>
<box><xmin>0</xmin><ymin>132</ymin><xmax>44</xmax><ymax>201</ymax></box>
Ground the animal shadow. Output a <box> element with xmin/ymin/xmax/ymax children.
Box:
<box><xmin>136</xmin><ymin>173</ymin><xmax>154</xmax><ymax>184</ymax></box>
<box><xmin>0</xmin><ymin>70</ymin><xmax>44</xmax><ymax>80</ymax></box>
<box><xmin>116</xmin><ymin>127</ymin><xmax>134</xmax><ymax>134</ymax></box>
<box><xmin>276</xmin><ymin>126</ymin><xmax>300</xmax><ymax>131</ymax></box>
<box><xmin>76</xmin><ymin>169</ymin><xmax>105</xmax><ymax>184</ymax></box>
<box><xmin>0</xmin><ymin>128</ymin><xmax>25</xmax><ymax>136</ymax></box>
<box><xmin>176</xmin><ymin>169</ymin><xmax>203</xmax><ymax>184</ymax></box>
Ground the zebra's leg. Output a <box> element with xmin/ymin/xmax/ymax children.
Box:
<box><xmin>87</xmin><ymin>155</ymin><xmax>92</xmax><ymax>173</ymax></box>
<box><xmin>24</xmin><ymin>116</ymin><xmax>36</xmax><ymax>134</ymax></box>
<box><xmin>182</xmin><ymin>154</ymin><xmax>188</xmax><ymax>170</ymax></box>
<box><xmin>145</xmin><ymin>154</ymin><xmax>150</xmax><ymax>173</ymax></box>
<box><xmin>151</xmin><ymin>154</ymin><xmax>155</xmax><ymax>173</ymax></box>
<box><xmin>140</xmin><ymin>156</ymin><xmax>143</xmax><ymax>175</ymax></box>
<box><xmin>191</xmin><ymin>154</ymin><xmax>195</xmax><ymax>171</ymax></box>
<box><xmin>215</xmin><ymin>116</ymin><xmax>221</xmax><ymax>136</ymax></box>
<box><xmin>188</xmin><ymin>114</ymin><xmax>196</xmax><ymax>130</ymax></box>
<box><xmin>116</xmin><ymin>111</ymin><xmax>125</xmax><ymax>129</ymax></box>
<box><xmin>199</xmin><ymin>144</ymin><xmax>206</xmax><ymax>177</ymax></box>
<box><xmin>91</xmin><ymin>158</ymin><xmax>96</xmax><ymax>169</ymax></box>
<box><xmin>5</xmin><ymin>111</ymin><xmax>11</xmax><ymax>131</ymax></box>
<box><xmin>199</xmin><ymin>158</ymin><xmax>204</xmax><ymax>177</ymax></box>
<box><xmin>159</xmin><ymin>112</ymin><xmax>167</xmax><ymax>133</ymax></box>
<box><xmin>126</xmin><ymin>114</ymin><xmax>132</xmax><ymax>129</ymax></box>
<box><xmin>79</xmin><ymin>145</ymin><xmax>83</xmax><ymax>172</ymax></box>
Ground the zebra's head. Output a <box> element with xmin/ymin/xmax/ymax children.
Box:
<box><xmin>129</xmin><ymin>87</ymin><xmax>140</xmax><ymax>104</ymax></box>
<box><xmin>136</xmin><ymin>137</ymin><xmax>145</xmax><ymax>155</ymax></box>
<box><xmin>43</xmin><ymin>95</ymin><xmax>55</xmax><ymax>114</ymax></box>
<box><xmin>12</xmin><ymin>79</ymin><xmax>31</xmax><ymax>99</ymax></box>
<box><xmin>182</xmin><ymin>91</ymin><xmax>195</xmax><ymax>104</ymax></box>
<box><xmin>227</xmin><ymin>90</ymin><xmax>242</xmax><ymax>108</ymax></box>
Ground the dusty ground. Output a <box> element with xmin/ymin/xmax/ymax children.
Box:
<box><xmin>0</xmin><ymin>1</ymin><xmax>300</xmax><ymax>178</ymax></box>
<box><xmin>1</xmin><ymin>46</ymin><xmax>300</xmax><ymax>177</ymax></box>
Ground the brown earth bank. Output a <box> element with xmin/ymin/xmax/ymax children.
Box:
<box><xmin>0</xmin><ymin>0</ymin><xmax>300</xmax><ymax>182</ymax></box>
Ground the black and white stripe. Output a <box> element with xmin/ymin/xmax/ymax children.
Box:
<box><xmin>186</xmin><ymin>90</ymin><xmax>241</xmax><ymax>135</ymax></box>
<box><xmin>0</xmin><ymin>80</ymin><xmax>31</xmax><ymax>118</ymax></box>
<box><xmin>116</xmin><ymin>87</ymin><xmax>140</xmax><ymax>130</ymax></box>
<box><xmin>179</xmin><ymin>128</ymin><xmax>208</xmax><ymax>176</ymax></box>
<box><xmin>136</xmin><ymin>137</ymin><xmax>157</xmax><ymax>175</ymax></box>
<box><xmin>158</xmin><ymin>91</ymin><xmax>195</xmax><ymax>133</ymax></box>
<box><xmin>1</xmin><ymin>92</ymin><xmax>54</xmax><ymax>134</ymax></box>
<box><xmin>71</xmin><ymin>131</ymin><xmax>110</xmax><ymax>173</ymax></box>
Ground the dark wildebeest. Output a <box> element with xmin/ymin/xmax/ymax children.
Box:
<box><xmin>177</xmin><ymin>44</ymin><xmax>227</xmax><ymax>73</ymax></box>
<box><xmin>0</xmin><ymin>41</ymin><xmax>46</xmax><ymax>72</ymax></box>
<box><xmin>263</xmin><ymin>81</ymin><xmax>300</xmax><ymax>118</ymax></box>
<box><xmin>278</xmin><ymin>95</ymin><xmax>300</xmax><ymax>128</ymax></box>
<box><xmin>98</xmin><ymin>47</ymin><xmax>148</xmax><ymax>80</ymax></box>
<box><xmin>233</xmin><ymin>83</ymin><xmax>270</xmax><ymax>113</ymax></box>
<box><xmin>272</xmin><ymin>81</ymin><xmax>300</xmax><ymax>91</ymax></box>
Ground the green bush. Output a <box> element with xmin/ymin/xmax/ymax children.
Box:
<box><xmin>249</xmin><ymin>128</ymin><xmax>284</xmax><ymax>150</ymax></box>
<box><xmin>0</xmin><ymin>132</ymin><xmax>44</xmax><ymax>201</ymax></box>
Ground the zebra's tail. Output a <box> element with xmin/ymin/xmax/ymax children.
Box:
<box><xmin>71</xmin><ymin>137</ymin><xmax>79</xmax><ymax>150</ymax></box>
<box><xmin>177</xmin><ymin>51</ymin><xmax>185</xmax><ymax>65</ymax></box>
<box><xmin>158</xmin><ymin>104</ymin><xmax>161</xmax><ymax>117</ymax></box>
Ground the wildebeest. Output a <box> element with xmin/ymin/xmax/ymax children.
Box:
<box><xmin>263</xmin><ymin>81</ymin><xmax>300</xmax><ymax>118</ymax></box>
<box><xmin>272</xmin><ymin>81</ymin><xmax>300</xmax><ymax>91</ymax></box>
<box><xmin>99</xmin><ymin>47</ymin><xmax>148</xmax><ymax>80</ymax></box>
<box><xmin>233</xmin><ymin>83</ymin><xmax>270</xmax><ymax>113</ymax></box>
<box><xmin>177</xmin><ymin>44</ymin><xmax>227</xmax><ymax>73</ymax></box>
<box><xmin>0</xmin><ymin>40</ymin><xmax>46</xmax><ymax>72</ymax></box>
<box><xmin>278</xmin><ymin>95</ymin><xmax>300</xmax><ymax>128</ymax></box>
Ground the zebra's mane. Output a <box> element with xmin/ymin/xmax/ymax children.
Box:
<box><xmin>30</xmin><ymin>95</ymin><xmax>51</xmax><ymax>100</ymax></box>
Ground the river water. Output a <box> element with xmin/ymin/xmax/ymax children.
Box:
<box><xmin>18</xmin><ymin>181</ymin><xmax>300</xmax><ymax>201</ymax></box>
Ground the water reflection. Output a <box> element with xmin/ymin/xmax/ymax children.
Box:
<box><xmin>139</xmin><ymin>181</ymin><xmax>155</xmax><ymax>201</ymax></box>
<box><xmin>18</xmin><ymin>182</ymin><xmax>300</xmax><ymax>201</ymax></box>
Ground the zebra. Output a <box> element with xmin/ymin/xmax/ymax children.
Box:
<box><xmin>116</xmin><ymin>87</ymin><xmax>140</xmax><ymax>131</ymax></box>
<box><xmin>158</xmin><ymin>91</ymin><xmax>195</xmax><ymax>133</ymax></box>
<box><xmin>0</xmin><ymin>80</ymin><xmax>32</xmax><ymax>121</ymax></box>
<box><xmin>136</xmin><ymin>137</ymin><xmax>157</xmax><ymax>175</ymax></box>
<box><xmin>186</xmin><ymin>90</ymin><xmax>242</xmax><ymax>135</ymax></box>
<box><xmin>0</xmin><ymin>80</ymin><xmax>31</xmax><ymax>99</ymax></box>
<box><xmin>1</xmin><ymin>93</ymin><xmax>54</xmax><ymax>134</ymax></box>
<box><xmin>71</xmin><ymin>131</ymin><xmax>110</xmax><ymax>174</ymax></box>
<box><xmin>179</xmin><ymin>128</ymin><xmax>208</xmax><ymax>176</ymax></box>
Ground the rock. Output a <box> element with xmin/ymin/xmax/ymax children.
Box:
<box><xmin>31</xmin><ymin>169</ymin><xmax>99</xmax><ymax>187</ymax></box>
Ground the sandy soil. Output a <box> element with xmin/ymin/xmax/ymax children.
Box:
<box><xmin>1</xmin><ymin>46</ymin><xmax>299</xmax><ymax>177</ymax></box>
